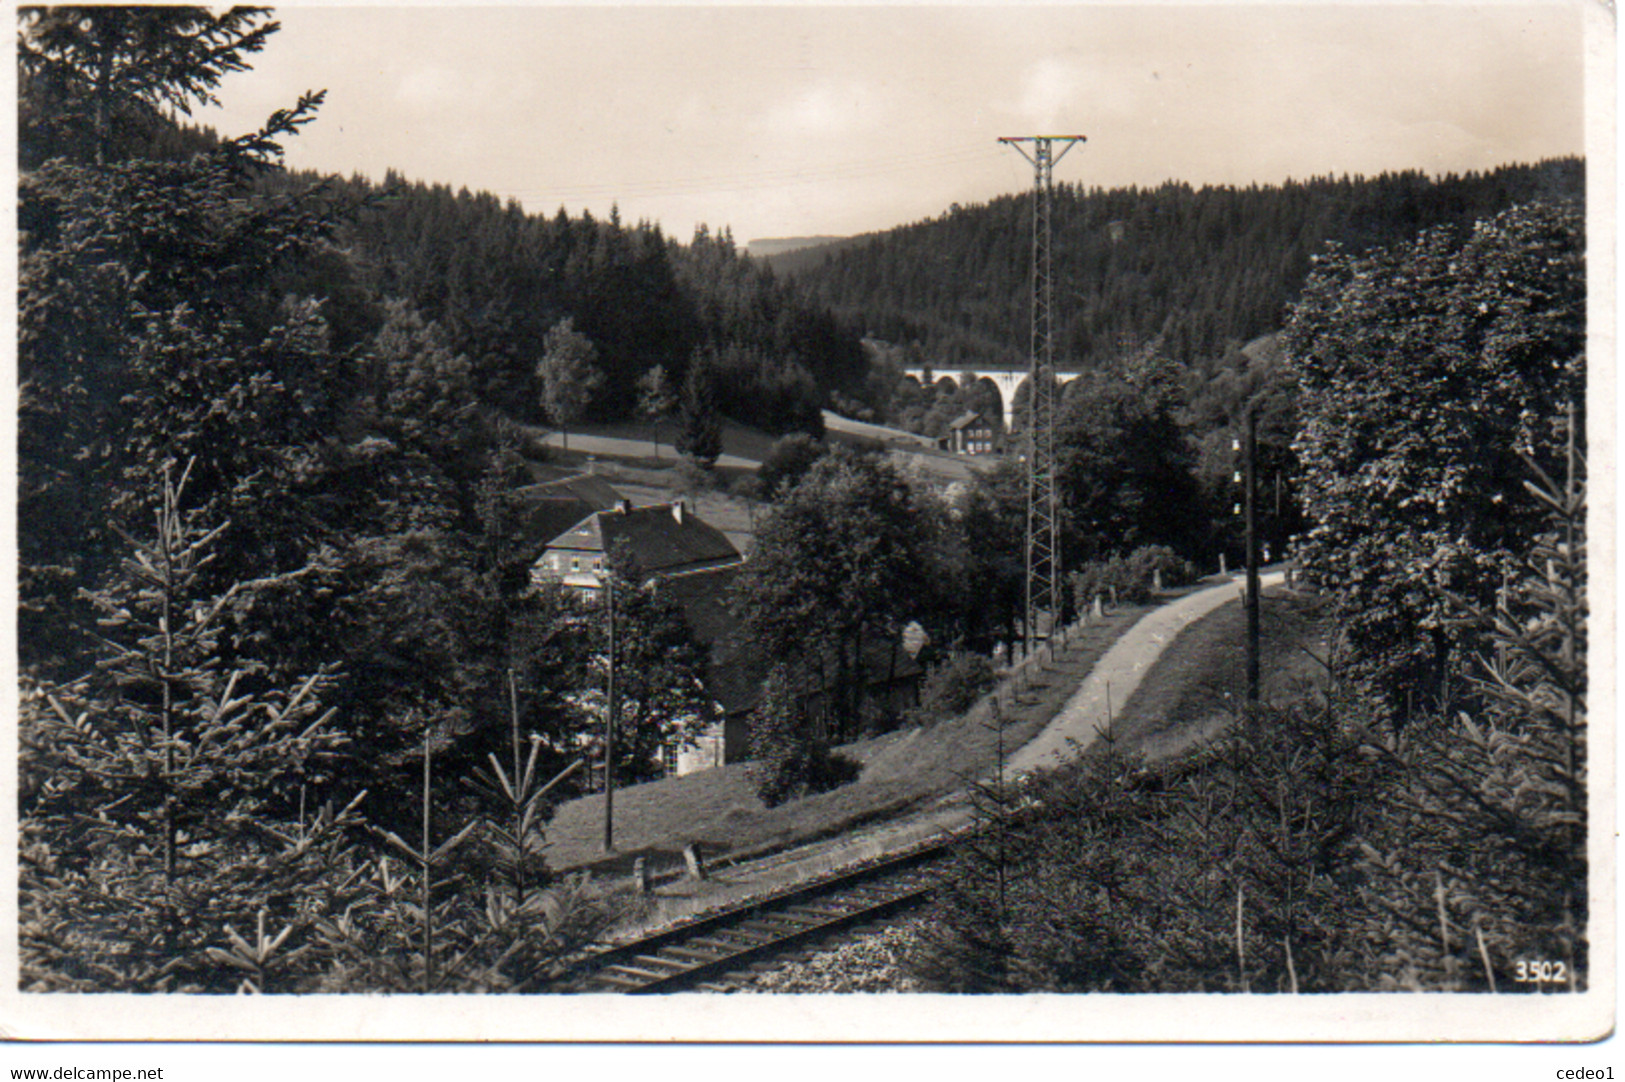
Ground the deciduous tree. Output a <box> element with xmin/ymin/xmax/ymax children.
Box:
<box><xmin>735</xmin><ymin>450</ymin><xmax>930</xmax><ymax>738</ymax></box>
<box><xmin>594</xmin><ymin>556</ymin><xmax>714</xmax><ymax>782</ymax></box>
<box><xmin>537</xmin><ymin>317</ymin><xmax>603</xmax><ymax>452</ymax></box>
<box><xmin>635</xmin><ymin>364</ymin><xmax>679</xmax><ymax>456</ymax></box>
<box><xmin>1284</xmin><ymin>201</ymin><xmax>1584</xmax><ymax>714</ymax></box>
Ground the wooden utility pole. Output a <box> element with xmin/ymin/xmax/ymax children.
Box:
<box><xmin>1245</xmin><ymin>406</ymin><xmax>1261</xmax><ymax>702</ymax></box>
<box><xmin>603</xmin><ymin>575</ymin><xmax>617</xmax><ymax>852</ymax></box>
<box><xmin>422</xmin><ymin>728</ymin><xmax>434</xmax><ymax>991</ymax></box>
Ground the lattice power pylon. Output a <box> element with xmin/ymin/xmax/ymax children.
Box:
<box><xmin>999</xmin><ymin>135</ymin><xmax>1085</xmax><ymax>646</ymax></box>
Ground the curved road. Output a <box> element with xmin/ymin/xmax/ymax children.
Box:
<box><xmin>1008</xmin><ymin>570</ymin><xmax>1286</xmax><ymax>775</ymax></box>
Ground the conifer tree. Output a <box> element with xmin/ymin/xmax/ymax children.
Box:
<box><xmin>19</xmin><ymin>6</ymin><xmax>279</xmax><ymax>166</ymax></box>
<box><xmin>18</xmin><ymin>461</ymin><xmax>359</xmax><ymax>992</ymax></box>
<box><xmin>20</xmin><ymin>72</ymin><xmax>342</xmax><ymax>675</ymax></box>
<box><xmin>675</xmin><ymin>354</ymin><xmax>724</xmax><ymax>468</ymax></box>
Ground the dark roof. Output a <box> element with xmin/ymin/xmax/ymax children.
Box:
<box><xmin>654</xmin><ymin>566</ymin><xmax>764</xmax><ymax>715</ymax></box>
<box><xmin>547</xmin><ymin>502</ymin><xmax>740</xmax><ymax>575</ymax></box>
<box><xmin>656</xmin><ymin>565</ymin><xmax>744</xmax><ymax>648</ymax></box>
<box><xmin>656</xmin><ymin>565</ymin><xmax>923</xmax><ymax>719</ymax></box>
<box><xmin>512</xmin><ymin>473</ymin><xmax>624</xmax><ymax>547</ymax></box>
<box><xmin>948</xmin><ymin>411</ymin><xmax>990</xmax><ymax>431</ymax></box>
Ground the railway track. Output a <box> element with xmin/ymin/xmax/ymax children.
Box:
<box><xmin>552</xmin><ymin>841</ymin><xmax>952</xmax><ymax>993</ymax></box>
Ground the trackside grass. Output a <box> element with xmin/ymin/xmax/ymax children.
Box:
<box><xmin>1105</xmin><ymin>586</ymin><xmax>1335</xmax><ymax>761</ymax></box>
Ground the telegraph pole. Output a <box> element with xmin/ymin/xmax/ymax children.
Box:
<box><xmin>603</xmin><ymin>574</ymin><xmax>617</xmax><ymax>852</ymax></box>
<box><xmin>999</xmin><ymin>135</ymin><xmax>1085</xmax><ymax>649</ymax></box>
<box><xmin>1244</xmin><ymin>405</ymin><xmax>1261</xmax><ymax>702</ymax></box>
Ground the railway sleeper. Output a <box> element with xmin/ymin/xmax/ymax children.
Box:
<box><xmin>783</xmin><ymin>903</ymin><xmax>855</xmax><ymax>919</ymax></box>
<box><xmin>763</xmin><ymin>909</ymin><xmax>832</xmax><ymax>926</ymax></box>
<box><xmin>603</xmin><ymin>963</ymin><xmax>680</xmax><ymax>983</ymax></box>
<box><xmin>662</xmin><ymin>945</ymin><xmax>732</xmax><ymax>962</ymax></box>
<box><xmin>590</xmin><ymin>972</ymin><xmax>654</xmax><ymax>990</ymax></box>
<box><xmin>739</xmin><ymin>920</ymin><xmax>803</xmax><ymax>937</ymax></box>
<box><xmin>689</xmin><ymin>935</ymin><xmax>756</xmax><ymax>951</ymax></box>
<box><xmin>713</xmin><ymin>927</ymin><xmax>779</xmax><ymax>944</ymax></box>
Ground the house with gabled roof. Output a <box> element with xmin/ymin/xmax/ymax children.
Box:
<box><xmin>942</xmin><ymin>410</ymin><xmax>998</xmax><ymax>455</ymax></box>
<box><xmin>529</xmin><ymin>499</ymin><xmax>743</xmax><ymax>594</ymax></box>
<box><xmin>527</xmin><ymin>496</ymin><xmax>921</xmax><ymax>776</ymax></box>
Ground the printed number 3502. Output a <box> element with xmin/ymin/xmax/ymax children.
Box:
<box><xmin>1514</xmin><ymin>959</ymin><xmax>1568</xmax><ymax>983</ymax></box>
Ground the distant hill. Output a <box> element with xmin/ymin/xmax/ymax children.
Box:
<box><xmin>745</xmin><ymin>235</ymin><xmax>848</xmax><ymax>259</ymax></box>
<box><xmin>756</xmin><ymin>235</ymin><xmax>875</xmax><ymax>277</ymax></box>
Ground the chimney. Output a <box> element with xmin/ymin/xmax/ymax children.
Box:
<box><xmin>672</xmin><ymin>500</ymin><xmax>686</xmax><ymax>524</ymax></box>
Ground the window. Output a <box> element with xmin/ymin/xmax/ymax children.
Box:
<box><xmin>571</xmin><ymin>557</ymin><xmax>580</xmax><ymax>572</ymax></box>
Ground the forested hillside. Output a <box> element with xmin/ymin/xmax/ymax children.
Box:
<box><xmin>777</xmin><ymin>161</ymin><xmax>1584</xmax><ymax>372</ymax></box>
<box><xmin>312</xmin><ymin>177</ymin><xmax>862</xmax><ymax>433</ymax></box>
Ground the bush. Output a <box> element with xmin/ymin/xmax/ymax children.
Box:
<box><xmin>749</xmin><ymin>665</ymin><xmax>862</xmax><ymax>807</ymax></box>
<box><xmin>1070</xmin><ymin>545</ymin><xmax>1195</xmax><ymax>608</ymax></box>
<box><xmin>673</xmin><ymin>457</ymin><xmax>714</xmax><ymax>496</ymax></box>
<box><xmin>757</xmin><ymin>432</ymin><xmax>827</xmax><ymax>501</ymax></box>
<box><xmin>752</xmin><ymin>736</ymin><xmax>862</xmax><ymax>809</ymax></box>
<box><xmin>911</xmin><ymin>651</ymin><xmax>997</xmax><ymax>726</ymax></box>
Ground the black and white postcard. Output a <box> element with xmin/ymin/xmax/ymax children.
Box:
<box><xmin>5</xmin><ymin>0</ymin><xmax>1615</xmax><ymax>1057</ymax></box>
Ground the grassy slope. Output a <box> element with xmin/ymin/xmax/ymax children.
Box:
<box><xmin>543</xmin><ymin>604</ymin><xmax>1157</xmax><ymax>879</ymax></box>
<box><xmin>1106</xmin><ymin>586</ymin><xmax>1336</xmax><ymax>761</ymax></box>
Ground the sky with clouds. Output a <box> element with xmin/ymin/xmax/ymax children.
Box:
<box><xmin>199</xmin><ymin>3</ymin><xmax>1592</xmax><ymax>244</ymax></box>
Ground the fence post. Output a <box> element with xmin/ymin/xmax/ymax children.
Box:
<box><xmin>683</xmin><ymin>842</ymin><xmax>708</xmax><ymax>881</ymax></box>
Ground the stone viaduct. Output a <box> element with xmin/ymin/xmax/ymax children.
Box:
<box><xmin>900</xmin><ymin>366</ymin><xmax>1086</xmax><ymax>430</ymax></box>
